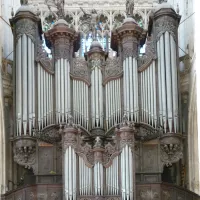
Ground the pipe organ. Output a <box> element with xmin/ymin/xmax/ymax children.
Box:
<box><xmin>9</xmin><ymin>2</ymin><xmax>184</xmax><ymax>200</ymax></box>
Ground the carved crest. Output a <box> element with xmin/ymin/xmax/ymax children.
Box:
<box><xmin>72</xmin><ymin>57</ymin><xmax>90</xmax><ymax>84</ymax></box>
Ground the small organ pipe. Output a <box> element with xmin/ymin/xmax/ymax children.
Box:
<box><xmin>64</xmin><ymin>60</ymin><xmax>68</xmax><ymax>119</ymax></box>
<box><xmin>125</xmin><ymin>58</ymin><xmax>129</xmax><ymax>120</ymax></box>
<box><xmin>133</xmin><ymin>58</ymin><xmax>137</xmax><ymax>122</ymax></box>
<box><xmin>165</xmin><ymin>32</ymin><xmax>173</xmax><ymax>132</ymax></box>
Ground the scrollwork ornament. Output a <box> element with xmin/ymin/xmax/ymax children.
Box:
<box><xmin>72</xmin><ymin>57</ymin><xmax>90</xmax><ymax>84</ymax></box>
<box><xmin>16</xmin><ymin>19</ymin><xmax>37</xmax><ymax>42</ymax></box>
<box><xmin>154</xmin><ymin>16</ymin><xmax>178</xmax><ymax>42</ymax></box>
<box><xmin>54</xmin><ymin>38</ymin><xmax>71</xmax><ymax>61</ymax></box>
<box><xmin>104</xmin><ymin>57</ymin><xmax>122</xmax><ymax>82</ymax></box>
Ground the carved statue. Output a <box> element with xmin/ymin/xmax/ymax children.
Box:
<box><xmin>126</xmin><ymin>0</ymin><xmax>134</xmax><ymax>17</ymax></box>
<box><xmin>20</xmin><ymin>0</ymin><xmax>28</xmax><ymax>5</ymax></box>
<box><xmin>45</xmin><ymin>0</ymin><xmax>65</xmax><ymax>20</ymax></box>
<box><xmin>80</xmin><ymin>7</ymin><xmax>99</xmax><ymax>40</ymax></box>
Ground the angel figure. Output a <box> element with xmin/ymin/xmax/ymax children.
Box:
<box><xmin>45</xmin><ymin>0</ymin><xmax>65</xmax><ymax>20</ymax></box>
<box><xmin>126</xmin><ymin>0</ymin><xmax>135</xmax><ymax>17</ymax></box>
<box><xmin>20</xmin><ymin>0</ymin><xmax>28</xmax><ymax>5</ymax></box>
<box><xmin>80</xmin><ymin>7</ymin><xmax>99</xmax><ymax>40</ymax></box>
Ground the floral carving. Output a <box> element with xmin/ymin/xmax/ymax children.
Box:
<box><xmin>72</xmin><ymin>57</ymin><xmax>90</xmax><ymax>84</ymax></box>
<box><xmin>54</xmin><ymin>38</ymin><xmax>71</xmax><ymax>61</ymax></box>
<box><xmin>16</xmin><ymin>19</ymin><xmax>37</xmax><ymax>42</ymax></box>
<box><xmin>123</xmin><ymin>47</ymin><xmax>138</xmax><ymax>59</ymax></box>
<box><xmin>154</xmin><ymin>16</ymin><xmax>178</xmax><ymax>42</ymax></box>
<box><xmin>13</xmin><ymin>138</ymin><xmax>36</xmax><ymax>173</ymax></box>
<box><xmin>104</xmin><ymin>57</ymin><xmax>122</xmax><ymax>83</ymax></box>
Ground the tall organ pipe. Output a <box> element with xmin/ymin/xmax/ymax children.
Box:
<box><xmin>165</xmin><ymin>32</ymin><xmax>173</xmax><ymax>132</ymax></box>
<box><xmin>16</xmin><ymin>37</ymin><xmax>22</xmax><ymax>136</ymax></box>
<box><xmin>170</xmin><ymin>35</ymin><xmax>178</xmax><ymax>133</ymax></box>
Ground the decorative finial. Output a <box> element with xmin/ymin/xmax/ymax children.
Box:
<box><xmin>11</xmin><ymin>7</ymin><xmax>14</xmax><ymax>17</ymax></box>
<box><xmin>176</xmin><ymin>3</ymin><xmax>180</xmax><ymax>14</ymax></box>
<box><xmin>126</xmin><ymin>0</ymin><xmax>134</xmax><ymax>17</ymax></box>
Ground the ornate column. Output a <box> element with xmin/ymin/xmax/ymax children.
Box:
<box><xmin>153</xmin><ymin>2</ymin><xmax>181</xmax><ymax>133</ymax></box>
<box><xmin>10</xmin><ymin>4</ymin><xmax>41</xmax><ymax>137</ymax></box>
<box><xmin>60</xmin><ymin>116</ymin><xmax>78</xmax><ymax>200</ymax></box>
<box><xmin>45</xmin><ymin>19</ymin><xmax>79</xmax><ymax>124</ymax></box>
<box><xmin>111</xmin><ymin>18</ymin><xmax>146</xmax><ymax>123</ymax></box>
<box><xmin>153</xmin><ymin>2</ymin><xmax>183</xmax><ymax>171</ymax></box>
<box><xmin>9</xmin><ymin>3</ymin><xmax>42</xmax><ymax>175</ymax></box>
<box><xmin>115</xmin><ymin>115</ymin><xmax>136</xmax><ymax>200</ymax></box>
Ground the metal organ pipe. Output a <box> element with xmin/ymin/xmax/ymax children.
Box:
<box><xmin>170</xmin><ymin>35</ymin><xmax>178</xmax><ymax>133</ymax></box>
<box><xmin>94</xmin><ymin>162</ymin><xmax>104</xmax><ymax>195</ymax></box>
<box><xmin>22</xmin><ymin>34</ymin><xmax>28</xmax><ymax>135</ymax></box>
<box><xmin>16</xmin><ymin>35</ymin><xmax>37</xmax><ymax>136</ymax></box>
<box><xmin>28</xmin><ymin>37</ymin><xmax>32</xmax><ymax>135</ymax></box>
<box><xmin>72</xmin><ymin>80</ymin><xmax>89</xmax><ymax>130</ymax></box>
<box><xmin>160</xmin><ymin>34</ymin><xmax>167</xmax><ymax>132</ymax></box>
<box><xmin>123</xmin><ymin>56</ymin><xmax>139</xmax><ymax>122</ymax></box>
<box><xmin>16</xmin><ymin>37</ymin><xmax>22</xmax><ymax>136</ymax></box>
<box><xmin>156</xmin><ymin>32</ymin><xmax>179</xmax><ymax>133</ymax></box>
<box><xmin>165</xmin><ymin>32</ymin><xmax>173</xmax><ymax>132</ymax></box>
<box><xmin>121</xmin><ymin>145</ymin><xmax>134</xmax><ymax>200</ymax></box>
<box><xmin>105</xmin><ymin>79</ymin><xmax>121</xmax><ymax>130</ymax></box>
<box><xmin>65</xmin><ymin>146</ymin><xmax>77</xmax><ymax>200</ymax></box>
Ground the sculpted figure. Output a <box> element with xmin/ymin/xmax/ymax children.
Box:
<box><xmin>126</xmin><ymin>0</ymin><xmax>135</xmax><ymax>17</ymax></box>
<box><xmin>20</xmin><ymin>0</ymin><xmax>28</xmax><ymax>5</ymax></box>
<box><xmin>80</xmin><ymin>7</ymin><xmax>99</xmax><ymax>40</ymax></box>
